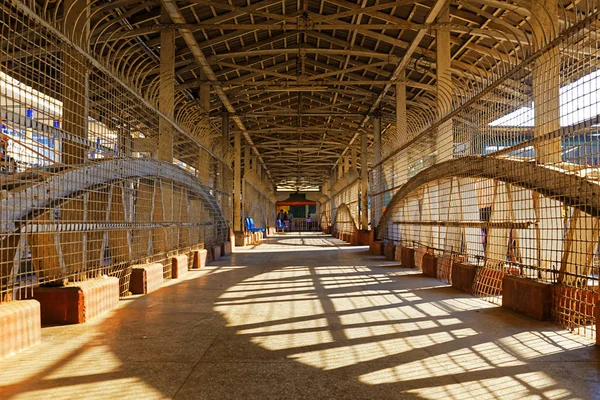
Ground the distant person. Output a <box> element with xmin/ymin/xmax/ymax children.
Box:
<box><xmin>283</xmin><ymin>211</ymin><xmax>290</xmax><ymax>230</ymax></box>
<box><xmin>277</xmin><ymin>209</ymin><xmax>285</xmax><ymax>221</ymax></box>
<box><xmin>306</xmin><ymin>214</ymin><xmax>313</xmax><ymax>231</ymax></box>
<box><xmin>287</xmin><ymin>211</ymin><xmax>294</xmax><ymax>231</ymax></box>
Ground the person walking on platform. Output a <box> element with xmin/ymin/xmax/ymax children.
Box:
<box><xmin>287</xmin><ymin>211</ymin><xmax>294</xmax><ymax>231</ymax></box>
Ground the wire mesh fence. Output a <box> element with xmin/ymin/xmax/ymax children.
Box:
<box><xmin>331</xmin><ymin>178</ymin><xmax>361</xmax><ymax>239</ymax></box>
<box><xmin>243</xmin><ymin>178</ymin><xmax>276</xmax><ymax>232</ymax></box>
<box><xmin>0</xmin><ymin>1</ymin><xmax>231</xmax><ymax>300</ymax></box>
<box><xmin>375</xmin><ymin>11</ymin><xmax>600</xmax><ymax>338</ymax></box>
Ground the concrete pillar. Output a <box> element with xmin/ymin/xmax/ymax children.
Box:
<box><xmin>343</xmin><ymin>155</ymin><xmax>350</xmax><ymax>174</ymax></box>
<box><xmin>157</xmin><ymin>8</ymin><xmax>174</xmax><ymax>162</ymax></box>
<box><xmin>62</xmin><ymin>0</ymin><xmax>89</xmax><ymax>165</ymax></box>
<box><xmin>233</xmin><ymin>128</ymin><xmax>242</xmax><ymax>232</ymax></box>
<box><xmin>329</xmin><ymin>173</ymin><xmax>336</xmax><ymax>229</ymax></box>
<box><xmin>373</xmin><ymin>114</ymin><xmax>382</xmax><ymax>227</ymax></box>
<box><xmin>396</xmin><ymin>74</ymin><xmax>408</xmax><ymax>186</ymax></box>
<box><xmin>435</xmin><ymin>0</ymin><xmax>453</xmax><ymax>163</ymax></box>
<box><xmin>531</xmin><ymin>0</ymin><xmax>561</xmax><ymax>164</ymax></box>
<box><xmin>337</xmin><ymin>162</ymin><xmax>343</xmax><ymax>179</ymax></box>
<box><xmin>360</xmin><ymin>130</ymin><xmax>369</xmax><ymax>231</ymax></box>
<box><xmin>351</xmin><ymin>147</ymin><xmax>357</xmax><ymax>170</ymax></box>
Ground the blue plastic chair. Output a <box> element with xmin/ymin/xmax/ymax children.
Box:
<box><xmin>249</xmin><ymin>218</ymin><xmax>265</xmax><ymax>233</ymax></box>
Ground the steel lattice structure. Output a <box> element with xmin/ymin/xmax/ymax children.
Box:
<box><xmin>1</xmin><ymin>0</ymin><xmax>600</xmax><ymax>340</ymax></box>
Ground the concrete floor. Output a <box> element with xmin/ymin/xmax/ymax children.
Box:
<box><xmin>1</xmin><ymin>233</ymin><xmax>599</xmax><ymax>400</ymax></box>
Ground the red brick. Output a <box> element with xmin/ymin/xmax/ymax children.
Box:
<box><xmin>401</xmin><ymin>247</ymin><xmax>415</xmax><ymax>268</ymax></box>
<box><xmin>384</xmin><ymin>243</ymin><xmax>396</xmax><ymax>261</ymax></box>
<box><xmin>130</xmin><ymin>263</ymin><xmax>164</xmax><ymax>294</ymax></box>
<box><xmin>357</xmin><ymin>230</ymin><xmax>373</xmax><ymax>246</ymax></box>
<box><xmin>171</xmin><ymin>255</ymin><xmax>189</xmax><ymax>279</ymax></box>
<box><xmin>211</xmin><ymin>245</ymin><xmax>222</xmax><ymax>261</ymax></box>
<box><xmin>370</xmin><ymin>241</ymin><xmax>383</xmax><ymax>255</ymax></box>
<box><xmin>33</xmin><ymin>277</ymin><xmax>119</xmax><ymax>324</ymax></box>
<box><xmin>191</xmin><ymin>249</ymin><xmax>208</xmax><ymax>269</ymax></box>
<box><xmin>0</xmin><ymin>300</ymin><xmax>41</xmax><ymax>359</ymax></box>
<box><xmin>221</xmin><ymin>241</ymin><xmax>232</xmax><ymax>256</ymax></box>
<box><xmin>502</xmin><ymin>275</ymin><xmax>552</xmax><ymax>321</ymax></box>
<box><xmin>451</xmin><ymin>263</ymin><xmax>477</xmax><ymax>294</ymax></box>
<box><xmin>422</xmin><ymin>254</ymin><xmax>438</xmax><ymax>277</ymax></box>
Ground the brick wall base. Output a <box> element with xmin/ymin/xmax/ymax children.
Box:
<box><xmin>171</xmin><ymin>255</ymin><xmax>189</xmax><ymax>279</ymax></box>
<box><xmin>211</xmin><ymin>245</ymin><xmax>222</xmax><ymax>261</ymax></box>
<box><xmin>400</xmin><ymin>247</ymin><xmax>415</xmax><ymax>268</ymax></box>
<box><xmin>384</xmin><ymin>244</ymin><xmax>396</xmax><ymax>261</ymax></box>
<box><xmin>422</xmin><ymin>254</ymin><xmax>438</xmax><ymax>277</ymax></box>
<box><xmin>0</xmin><ymin>300</ymin><xmax>41</xmax><ymax>359</ymax></box>
<box><xmin>33</xmin><ymin>277</ymin><xmax>119</xmax><ymax>324</ymax></box>
<box><xmin>370</xmin><ymin>241</ymin><xmax>383</xmax><ymax>256</ymax></box>
<box><xmin>451</xmin><ymin>263</ymin><xmax>477</xmax><ymax>294</ymax></box>
<box><xmin>191</xmin><ymin>249</ymin><xmax>208</xmax><ymax>269</ymax></box>
<box><xmin>130</xmin><ymin>263</ymin><xmax>164</xmax><ymax>294</ymax></box>
<box><xmin>502</xmin><ymin>275</ymin><xmax>552</xmax><ymax>321</ymax></box>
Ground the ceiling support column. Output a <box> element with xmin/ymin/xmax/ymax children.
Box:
<box><xmin>233</xmin><ymin>126</ymin><xmax>242</xmax><ymax>233</ymax></box>
<box><xmin>351</xmin><ymin>147</ymin><xmax>357</xmax><ymax>171</ymax></box>
<box><xmin>396</xmin><ymin>73</ymin><xmax>408</xmax><ymax>186</ymax></box>
<box><xmin>531</xmin><ymin>0</ymin><xmax>561</xmax><ymax>164</ymax></box>
<box><xmin>372</xmin><ymin>113</ymin><xmax>382</xmax><ymax>228</ymax></box>
<box><xmin>435</xmin><ymin>0</ymin><xmax>453</xmax><ymax>163</ymax></box>
<box><xmin>222</xmin><ymin>112</ymin><xmax>230</xmax><ymax>226</ymax></box>
<box><xmin>62</xmin><ymin>0</ymin><xmax>89</xmax><ymax>165</ymax></box>
<box><xmin>360</xmin><ymin>130</ymin><xmax>369</xmax><ymax>231</ymax></box>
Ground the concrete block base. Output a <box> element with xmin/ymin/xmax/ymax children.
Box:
<box><xmin>0</xmin><ymin>300</ymin><xmax>41</xmax><ymax>359</ymax></box>
<box><xmin>191</xmin><ymin>249</ymin><xmax>208</xmax><ymax>269</ymax></box>
<box><xmin>33</xmin><ymin>277</ymin><xmax>119</xmax><ymax>325</ymax></box>
<box><xmin>400</xmin><ymin>247</ymin><xmax>415</xmax><ymax>268</ymax></box>
<box><xmin>370</xmin><ymin>241</ymin><xmax>383</xmax><ymax>256</ymax></box>
<box><xmin>234</xmin><ymin>231</ymin><xmax>245</xmax><ymax>247</ymax></box>
<box><xmin>171</xmin><ymin>255</ymin><xmax>189</xmax><ymax>279</ymax></box>
<box><xmin>222</xmin><ymin>241</ymin><xmax>232</xmax><ymax>256</ymax></box>
<box><xmin>422</xmin><ymin>254</ymin><xmax>437</xmax><ymax>278</ymax></box>
<box><xmin>130</xmin><ymin>263</ymin><xmax>164</xmax><ymax>294</ymax></box>
<box><xmin>451</xmin><ymin>263</ymin><xmax>477</xmax><ymax>294</ymax></box>
<box><xmin>357</xmin><ymin>230</ymin><xmax>373</xmax><ymax>246</ymax></box>
<box><xmin>211</xmin><ymin>245</ymin><xmax>222</xmax><ymax>261</ymax></box>
<box><xmin>384</xmin><ymin>244</ymin><xmax>396</xmax><ymax>261</ymax></box>
<box><xmin>502</xmin><ymin>275</ymin><xmax>552</xmax><ymax>321</ymax></box>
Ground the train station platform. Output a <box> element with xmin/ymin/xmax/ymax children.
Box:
<box><xmin>0</xmin><ymin>233</ymin><xmax>598</xmax><ymax>399</ymax></box>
